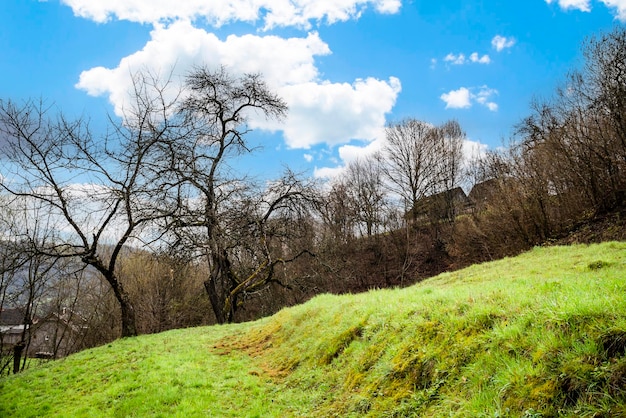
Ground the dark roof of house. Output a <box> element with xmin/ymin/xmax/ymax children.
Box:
<box><xmin>468</xmin><ymin>178</ymin><xmax>501</xmax><ymax>203</ymax></box>
<box><xmin>413</xmin><ymin>187</ymin><xmax>470</xmax><ymax>210</ymax></box>
<box><xmin>0</xmin><ymin>308</ymin><xmax>27</xmax><ymax>326</ymax></box>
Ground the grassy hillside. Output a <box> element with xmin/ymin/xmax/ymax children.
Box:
<box><xmin>1</xmin><ymin>242</ymin><xmax>626</xmax><ymax>417</ymax></box>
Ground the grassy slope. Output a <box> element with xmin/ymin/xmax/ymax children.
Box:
<box><xmin>1</xmin><ymin>242</ymin><xmax>626</xmax><ymax>417</ymax></box>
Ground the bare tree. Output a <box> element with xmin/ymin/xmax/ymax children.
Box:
<box><xmin>316</xmin><ymin>181</ymin><xmax>357</xmax><ymax>246</ymax></box>
<box><xmin>0</xmin><ymin>81</ymin><xmax>179</xmax><ymax>337</ymax></box>
<box><xmin>159</xmin><ymin>66</ymin><xmax>314</xmax><ymax>324</ymax></box>
<box><xmin>381</xmin><ymin>118</ymin><xmax>466</xmax><ymax>222</ymax></box>
<box><xmin>342</xmin><ymin>156</ymin><xmax>388</xmax><ymax>237</ymax></box>
<box><xmin>0</xmin><ymin>197</ymin><xmax>55</xmax><ymax>372</ymax></box>
<box><xmin>381</xmin><ymin>119</ymin><xmax>439</xmax><ymax>221</ymax></box>
<box><xmin>517</xmin><ymin>27</ymin><xmax>626</xmax><ymax>215</ymax></box>
<box><xmin>430</xmin><ymin>120</ymin><xmax>466</xmax><ymax>221</ymax></box>
<box><xmin>433</xmin><ymin>120</ymin><xmax>465</xmax><ymax>193</ymax></box>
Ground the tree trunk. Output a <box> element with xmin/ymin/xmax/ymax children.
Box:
<box><xmin>204</xmin><ymin>250</ymin><xmax>235</xmax><ymax>324</ymax></box>
<box><xmin>119</xmin><ymin>297</ymin><xmax>138</xmax><ymax>338</ymax></box>
<box><xmin>85</xmin><ymin>255</ymin><xmax>138</xmax><ymax>338</ymax></box>
<box><xmin>13</xmin><ymin>342</ymin><xmax>25</xmax><ymax>374</ymax></box>
<box><xmin>204</xmin><ymin>276</ymin><xmax>225</xmax><ymax>325</ymax></box>
<box><xmin>105</xmin><ymin>272</ymin><xmax>138</xmax><ymax>337</ymax></box>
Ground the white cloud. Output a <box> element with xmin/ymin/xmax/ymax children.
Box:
<box><xmin>76</xmin><ymin>20</ymin><xmax>401</xmax><ymax>150</ymax></box>
<box><xmin>443</xmin><ymin>52</ymin><xmax>491</xmax><ymax>65</ymax></box>
<box><xmin>545</xmin><ymin>0</ymin><xmax>591</xmax><ymax>12</ymax></box>
<box><xmin>463</xmin><ymin>139</ymin><xmax>488</xmax><ymax>161</ymax></box>
<box><xmin>444</xmin><ymin>53</ymin><xmax>466</xmax><ymax>65</ymax></box>
<box><xmin>312</xmin><ymin>136</ymin><xmax>384</xmax><ymax>179</ymax></box>
<box><xmin>313</xmin><ymin>165</ymin><xmax>346</xmax><ymax>179</ymax></box>
<box><xmin>470</xmin><ymin>52</ymin><xmax>491</xmax><ymax>64</ymax></box>
<box><xmin>474</xmin><ymin>86</ymin><xmax>499</xmax><ymax>111</ymax></box>
<box><xmin>61</xmin><ymin>0</ymin><xmax>402</xmax><ymax>29</ymax></box>
<box><xmin>546</xmin><ymin>0</ymin><xmax>626</xmax><ymax>20</ymax></box>
<box><xmin>601</xmin><ymin>0</ymin><xmax>626</xmax><ymax>20</ymax></box>
<box><xmin>77</xmin><ymin>21</ymin><xmax>330</xmax><ymax>110</ymax></box>
<box><xmin>485</xmin><ymin>102</ymin><xmax>499</xmax><ymax>112</ymax></box>
<box><xmin>491</xmin><ymin>35</ymin><xmax>516</xmax><ymax>52</ymax></box>
<box><xmin>303</xmin><ymin>153</ymin><xmax>313</xmax><ymax>162</ymax></box>
<box><xmin>260</xmin><ymin>76</ymin><xmax>401</xmax><ymax>148</ymax></box>
<box><xmin>441</xmin><ymin>87</ymin><xmax>472</xmax><ymax>109</ymax></box>
<box><xmin>339</xmin><ymin>135</ymin><xmax>385</xmax><ymax>163</ymax></box>
<box><xmin>440</xmin><ymin>86</ymin><xmax>499</xmax><ymax>111</ymax></box>
<box><xmin>69</xmin><ymin>0</ymin><xmax>405</xmax><ymax>155</ymax></box>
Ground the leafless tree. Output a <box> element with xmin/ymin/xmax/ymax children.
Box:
<box><xmin>0</xmin><ymin>75</ymin><xmax>180</xmax><ymax>337</ymax></box>
<box><xmin>342</xmin><ymin>156</ymin><xmax>389</xmax><ymax>237</ymax></box>
<box><xmin>430</xmin><ymin>120</ymin><xmax>466</xmax><ymax>221</ymax></box>
<box><xmin>158</xmin><ymin>66</ymin><xmax>315</xmax><ymax>324</ymax></box>
<box><xmin>517</xmin><ymin>27</ymin><xmax>626</xmax><ymax>214</ymax></box>
<box><xmin>381</xmin><ymin>119</ymin><xmax>439</xmax><ymax>221</ymax></box>
<box><xmin>433</xmin><ymin>120</ymin><xmax>465</xmax><ymax>192</ymax></box>
<box><xmin>316</xmin><ymin>181</ymin><xmax>357</xmax><ymax>246</ymax></box>
<box><xmin>0</xmin><ymin>198</ymin><xmax>56</xmax><ymax>371</ymax></box>
<box><xmin>381</xmin><ymin>118</ymin><xmax>466</xmax><ymax>222</ymax></box>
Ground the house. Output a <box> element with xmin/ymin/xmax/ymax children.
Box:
<box><xmin>29</xmin><ymin>309</ymin><xmax>88</xmax><ymax>358</ymax></box>
<box><xmin>0</xmin><ymin>307</ymin><xmax>87</xmax><ymax>359</ymax></box>
<box><xmin>468</xmin><ymin>178</ymin><xmax>501</xmax><ymax>208</ymax></box>
<box><xmin>0</xmin><ymin>308</ymin><xmax>29</xmax><ymax>349</ymax></box>
<box><xmin>407</xmin><ymin>187</ymin><xmax>473</xmax><ymax>223</ymax></box>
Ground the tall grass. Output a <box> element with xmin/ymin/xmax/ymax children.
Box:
<box><xmin>1</xmin><ymin>242</ymin><xmax>625</xmax><ymax>417</ymax></box>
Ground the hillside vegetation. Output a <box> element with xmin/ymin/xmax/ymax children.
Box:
<box><xmin>1</xmin><ymin>242</ymin><xmax>626</xmax><ymax>417</ymax></box>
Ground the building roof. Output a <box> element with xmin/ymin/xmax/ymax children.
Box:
<box><xmin>468</xmin><ymin>178</ymin><xmax>501</xmax><ymax>204</ymax></box>
<box><xmin>0</xmin><ymin>308</ymin><xmax>27</xmax><ymax>326</ymax></box>
<box><xmin>412</xmin><ymin>187</ymin><xmax>470</xmax><ymax>212</ymax></box>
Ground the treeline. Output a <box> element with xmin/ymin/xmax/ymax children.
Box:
<box><xmin>452</xmin><ymin>27</ymin><xmax>626</xmax><ymax>261</ymax></box>
<box><xmin>1</xmin><ymin>27</ymin><xmax>625</xmax><ymax>372</ymax></box>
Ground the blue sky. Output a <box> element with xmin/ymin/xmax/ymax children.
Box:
<box><xmin>1</xmin><ymin>0</ymin><xmax>625</xmax><ymax>179</ymax></box>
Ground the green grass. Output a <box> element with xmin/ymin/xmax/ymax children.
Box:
<box><xmin>2</xmin><ymin>242</ymin><xmax>626</xmax><ymax>417</ymax></box>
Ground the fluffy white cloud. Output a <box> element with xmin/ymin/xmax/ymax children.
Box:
<box><xmin>601</xmin><ymin>0</ymin><xmax>626</xmax><ymax>20</ymax></box>
<box><xmin>444</xmin><ymin>52</ymin><xmax>491</xmax><ymax>65</ymax></box>
<box><xmin>77</xmin><ymin>21</ymin><xmax>330</xmax><ymax>110</ymax></box>
<box><xmin>259</xmin><ymin>77</ymin><xmax>401</xmax><ymax>148</ymax></box>
<box><xmin>463</xmin><ymin>139</ymin><xmax>488</xmax><ymax>161</ymax></box>
<box><xmin>485</xmin><ymin>102</ymin><xmax>499</xmax><ymax>112</ymax></box>
<box><xmin>546</xmin><ymin>0</ymin><xmax>626</xmax><ymax>20</ymax></box>
<box><xmin>441</xmin><ymin>87</ymin><xmax>472</xmax><ymax>109</ymax></box>
<box><xmin>545</xmin><ymin>0</ymin><xmax>591</xmax><ymax>12</ymax></box>
<box><xmin>313</xmin><ymin>165</ymin><xmax>346</xmax><ymax>179</ymax></box>
<box><xmin>61</xmin><ymin>0</ymin><xmax>402</xmax><ymax>28</ymax></box>
<box><xmin>440</xmin><ymin>86</ymin><xmax>498</xmax><ymax>111</ymax></box>
<box><xmin>76</xmin><ymin>20</ymin><xmax>401</xmax><ymax>149</ymax></box>
<box><xmin>69</xmin><ymin>0</ymin><xmax>404</xmax><ymax>156</ymax></box>
<box><xmin>491</xmin><ymin>35</ymin><xmax>516</xmax><ymax>52</ymax></box>
<box><xmin>311</xmin><ymin>128</ymin><xmax>387</xmax><ymax>178</ymax></box>
<box><xmin>470</xmin><ymin>52</ymin><xmax>491</xmax><ymax>64</ymax></box>
<box><xmin>444</xmin><ymin>53</ymin><xmax>466</xmax><ymax>65</ymax></box>
<box><xmin>474</xmin><ymin>87</ymin><xmax>499</xmax><ymax>111</ymax></box>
